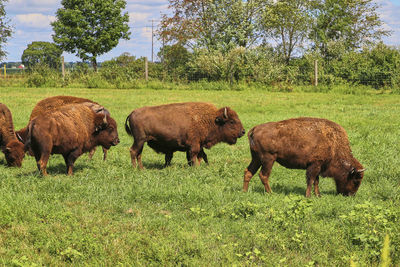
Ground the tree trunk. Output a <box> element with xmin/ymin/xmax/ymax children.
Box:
<box><xmin>91</xmin><ymin>57</ymin><xmax>98</xmax><ymax>72</ymax></box>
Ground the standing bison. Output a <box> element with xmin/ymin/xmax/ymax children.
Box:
<box><xmin>0</xmin><ymin>103</ymin><xmax>25</xmax><ymax>167</ymax></box>
<box><xmin>16</xmin><ymin>95</ymin><xmax>110</xmax><ymax>160</ymax></box>
<box><xmin>125</xmin><ymin>102</ymin><xmax>245</xmax><ymax>168</ymax></box>
<box><xmin>25</xmin><ymin>104</ymin><xmax>119</xmax><ymax>175</ymax></box>
<box><xmin>243</xmin><ymin>117</ymin><xmax>365</xmax><ymax>197</ymax></box>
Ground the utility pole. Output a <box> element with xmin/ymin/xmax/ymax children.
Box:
<box><xmin>148</xmin><ymin>20</ymin><xmax>159</xmax><ymax>63</ymax></box>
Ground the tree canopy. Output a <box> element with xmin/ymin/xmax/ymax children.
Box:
<box><xmin>52</xmin><ymin>0</ymin><xmax>130</xmax><ymax>71</ymax></box>
<box><xmin>0</xmin><ymin>0</ymin><xmax>12</xmax><ymax>61</ymax></box>
<box><xmin>21</xmin><ymin>41</ymin><xmax>63</xmax><ymax>69</ymax></box>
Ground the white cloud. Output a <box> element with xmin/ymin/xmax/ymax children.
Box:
<box><xmin>15</xmin><ymin>13</ymin><xmax>56</xmax><ymax>29</ymax></box>
<box><xmin>376</xmin><ymin>0</ymin><xmax>400</xmax><ymax>45</ymax></box>
<box><xmin>129</xmin><ymin>12</ymin><xmax>151</xmax><ymax>25</ymax></box>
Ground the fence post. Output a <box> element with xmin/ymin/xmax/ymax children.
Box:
<box><xmin>3</xmin><ymin>65</ymin><xmax>6</xmax><ymax>79</ymax></box>
<box><xmin>314</xmin><ymin>60</ymin><xmax>318</xmax><ymax>86</ymax></box>
<box><xmin>144</xmin><ymin>57</ymin><xmax>148</xmax><ymax>81</ymax></box>
<box><xmin>61</xmin><ymin>56</ymin><xmax>65</xmax><ymax>78</ymax></box>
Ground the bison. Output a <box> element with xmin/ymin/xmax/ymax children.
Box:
<box><xmin>243</xmin><ymin>117</ymin><xmax>365</xmax><ymax>197</ymax></box>
<box><xmin>16</xmin><ymin>95</ymin><xmax>110</xmax><ymax>160</ymax></box>
<box><xmin>0</xmin><ymin>103</ymin><xmax>25</xmax><ymax>167</ymax></box>
<box><xmin>125</xmin><ymin>102</ymin><xmax>245</xmax><ymax>168</ymax></box>
<box><xmin>25</xmin><ymin>104</ymin><xmax>119</xmax><ymax>175</ymax></box>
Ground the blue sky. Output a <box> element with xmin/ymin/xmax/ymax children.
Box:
<box><xmin>3</xmin><ymin>0</ymin><xmax>400</xmax><ymax>63</ymax></box>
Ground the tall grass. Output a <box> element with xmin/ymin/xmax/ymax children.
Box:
<box><xmin>0</xmin><ymin>87</ymin><xmax>399</xmax><ymax>265</ymax></box>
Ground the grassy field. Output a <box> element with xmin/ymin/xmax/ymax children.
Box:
<box><xmin>1</xmin><ymin>87</ymin><xmax>399</xmax><ymax>266</ymax></box>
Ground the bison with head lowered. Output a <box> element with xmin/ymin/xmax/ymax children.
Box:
<box><xmin>243</xmin><ymin>117</ymin><xmax>365</xmax><ymax>197</ymax></box>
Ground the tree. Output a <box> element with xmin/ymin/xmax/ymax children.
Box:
<box><xmin>261</xmin><ymin>0</ymin><xmax>312</xmax><ymax>63</ymax></box>
<box><xmin>159</xmin><ymin>0</ymin><xmax>264</xmax><ymax>51</ymax></box>
<box><xmin>52</xmin><ymin>0</ymin><xmax>130</xmax><ymax>71</ymax></box>
<box><xmin>0</xmin><ymin>0</ymin><xmax>12</xmax><ymax>61</ymax></box>
<box><xmin>21</xmin><ymin>41</ymin><xmax>62</xmax><ymax>69</ymax></box>
<box><xmin>310</xmin><ymin>0</ymin><xmax>391</xmax><ymax>59</ymax></box>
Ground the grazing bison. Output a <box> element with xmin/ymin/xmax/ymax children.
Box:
<box><xmin>125</xmin><ymin>102</ymin><xmax>245</xmax><ymax>168</ymax></box>
<box><xmin>25</xmin><ymin>104</ymin><xmax>119</xmax><ymax>175</ymax></box>
<box><xmin>243</xmin><ymin>117</ymin><xmax>365</xmax><ymax>197</ymax></box>
<box><xmin>16</xmin><ymin>95</ymin><xmax>110</xmax><ymax>160</ymax></box>
<box><xmin>0</xmin><ymin>103</ymin><xmax>25</xmax><ymax>167</ymax></box>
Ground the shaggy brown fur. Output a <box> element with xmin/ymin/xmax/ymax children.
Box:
<box><xmin>243</xmin><ymin>117</ymin><xmax>365</xmax><ymax>197</ymax></box>
<box><xmin>26</xmin><ymin>104</ymin><xmax>119</xmax><ymax>176</ymax></box>
<box><xmin>125</xmin><ymin>102</ymin><xmax>245</xmax><ymax>168</ymax></box>
<box><xmin>16</xmin><ymin>95</ymin><xmax>110</xmax><ymax>160</ymax></box>
<box><xmin>0</xmin><ymin>103</ymin><xmax>25</xmax><ymax>167</ymax></box>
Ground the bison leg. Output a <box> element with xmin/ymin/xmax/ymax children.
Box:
<box><xmin>102</xmin><ymin>147</ymin><xmax>108</xmax><ymax>161</ymax></box>
<box><xmin>88</xmin><ymin>147</ymin><xmax>96</xmax><ymax>159</ymax></box>
<box><xmin>243</xmin><ymin>158</ymin><xmax>262</xmax><ymax>192</ymax></box>
<box><xmin>258</xmin><ymin>156</ymin><xmax>275</xmax><ymax>193</ymax></box>
<box><xmin>198</xmin><ymin>149</ymin><xmax>208</xmax><ymax>164</ymax></box>
<box><xmin>32</xmin><ymin>141</ymin><xmax>51</xmax><ymax>176</ymax></box>
<box><xmin>186</xmin><ymin>151</ymin><xmax>201</xmax><ymax>166</ymax></box>
<box><xmin>63</xmin><ymin>149</ymin><xmax>80</xmax><ymax>175</ymax></box>
<box><xmin>37</xmin><ymin>153</ymin><xmax>50</xmax><ymax>176</ymax></box>
<box><xmin>314</xmin><ymin>176</ymin><xmax>321</xmax><ymax>197</ymax></box>
<box><xmin>187</xmin><ymin>145</ymin><xmax>201</xmax><ymax>167</ymax></box>
<box><xmin>164</xmin><ymin>152</ymin><xmax>173</xmax><ymax>167</ymax></box>
<box><xmin>305</xmin><ymin>164</ymin><xmax>322</xmax><ymax>197</ymax></box>
<box><xmin>129</xmin><ymin>140</ymin><xmax>145</xmax><ymax>169</ymax></box>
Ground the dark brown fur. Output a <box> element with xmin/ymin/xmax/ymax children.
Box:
<box><xmin>125</xmin><ymin>102</ymin><xmax>245</xmax><ymax>168</ymax></box>
<box><xmin>26</xmin><ymin>104</ymin><xmax>119</xmax><ymax>175</ymax></box>
<box><xmin>0</xmin><ymin>103</ymin><xmax>25</xmax><ymax>167</ymax></box>
<box><xmin>243</xmin><ymin>117</ymin><xmax>365</xmax><ymax>197</ymax></box>
<box><xmin>16</xmin><ymin>95</ymin><xmax>110</xmax><ymax>160</ymax></box>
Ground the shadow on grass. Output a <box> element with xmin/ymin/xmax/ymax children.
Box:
<box><xmin>20</xmin><ymin>162</ymin><xmax>94</xmax><ymax>177</ymax></box>
<box><xmin>252</xmin><ymin>183</ymin><xmax>337</xmax><ymax>197</ymax></box>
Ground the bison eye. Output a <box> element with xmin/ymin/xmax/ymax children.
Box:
<box><xmin>230</xmin><ymin>120</ymin><xmax>235</xmax><ymax>124</ymax></box>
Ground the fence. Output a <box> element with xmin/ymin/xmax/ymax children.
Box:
<box><xmin>0</xmin><ymin>66</ymin><xmax>25</xmax><ymax>79</ymax></box>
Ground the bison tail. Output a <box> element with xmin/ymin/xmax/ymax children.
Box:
<box><xmin>125</xmin><ymin>114</ymin><xmax>133</xmax><ymax>136</ymax></box>
<box><xmin>248</xmin><ymin>128</ymin><xmax>256</xmax><ymax>148</ymax></box>
<box><xmin>24</xmin><ymin>121</ymin><xmax>34</xmax><ymax>153</ymax></box>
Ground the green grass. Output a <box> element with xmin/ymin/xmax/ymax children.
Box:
<box><xmin>0</xmin><ymin>87</ymin><xmax>399</xmax><ymax>266</ymax></box>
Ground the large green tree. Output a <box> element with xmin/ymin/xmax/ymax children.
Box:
<box><xmin>261</xmin><ymin>0</ymin><xmax>312</xmax><ymax>63</ymax></box>
<box><xmin>51</xmin><ymin>0</ymin><xmax>130</xmax><ymax>71</ymax></box>
<box><xmin>159</xmin><ymin>0</ymin><xmax>264</xmax><ymax>51</ymax></box>
<box><xmin>21</xmin><ymin>41</ymin><xmax>62</xmax><ymax>69</ymax></box>
<box><xmin>0</xmin><ymin>0</ymin><xmax>12</xmax><ymax>61</ymax></box>
<box><xmin>310</xmin><ymin>0</ymin><xmax>391</xmax><ymax>59</ymax></box>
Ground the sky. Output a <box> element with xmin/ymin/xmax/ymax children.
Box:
<box><xmin>2</xmin><ymin>0</ymin><xmax>400</xmax><ymax>63</ymax></box>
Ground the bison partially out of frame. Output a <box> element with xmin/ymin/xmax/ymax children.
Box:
<box><xmin>0</xmin><ymin>103</ymin><xmax>25</xmax><ymax>167</ymax></box>
<box><xmin>125</xmin><ymin>102</ymin><xmax>245</xmax><ymax>168</ymax></box>
<box><xmin>243</xmin><ymin>117</ymin><xmax>365</xmax><ymax>197</ymax></box>
<box><xmin>25</xmin><ymin>104</ymin><xmax>119</xmax><ymax>176</ymax></box>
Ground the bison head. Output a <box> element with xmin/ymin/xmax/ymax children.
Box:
<box><xmin>94</xmin><ymin>114</ymin><xmax>120</xmax><ymax>149</ymax></box>
<box><xmin>215</xmin><ymin>107</ymin><xmax>245</xmax><ymax>145</ymax></box>
<box><xmin>335</xmin><ymin>161</ymin><xmax>365</xmax><ymax>196</ymax></box>
<box><xmin>3</xmin><ymin>140</ymin><xmax>25</xmax><ymax>167</ymax></box>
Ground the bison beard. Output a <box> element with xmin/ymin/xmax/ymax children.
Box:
<box><xmin>26</xmin><ymin>104</ymin><xmax>119</xmax><ymax>176</ymax></box>
<box><xmin>16</xmin><ymin>95</ymin><xmax>110</xmax><ymax>161</ymax></box>
<box><xmin>243</xmin><ymin>117</ymin><xmax>365</xmax><ymax>197</ymax></box>
<box><xmin>0</xmin><ymin>103</ymin><xmax>25</xmax><ymax>167</ymax></box>
<box><xmin>125</xmin><ymin>102</ymin><xmax>245</xmax><ymax>168</ymax></box>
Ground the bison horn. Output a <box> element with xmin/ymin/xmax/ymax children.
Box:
<box><xmin>16</xmin><ymin>132</ymin><xmax>23</xmax><ymax>143</ymax></box>
<box><xmin>357</xmin><ymin>168</ymin><xmax>366</xmax><ymax>173</ymax></box>
<box><xmin>103</xmin><ymin>115</ymin><xmax>107</xmax><ymax>124</ymax></box>
<box><xmin>223</xmin><ymin>107</ymin><xmax>228</xmax><ymax>119</ymax></box>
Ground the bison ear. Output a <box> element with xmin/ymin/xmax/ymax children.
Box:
<box><xmin>215</xmin><ymin>117</ymin><xmax>225</xmax><ymax>125</ymax></box>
